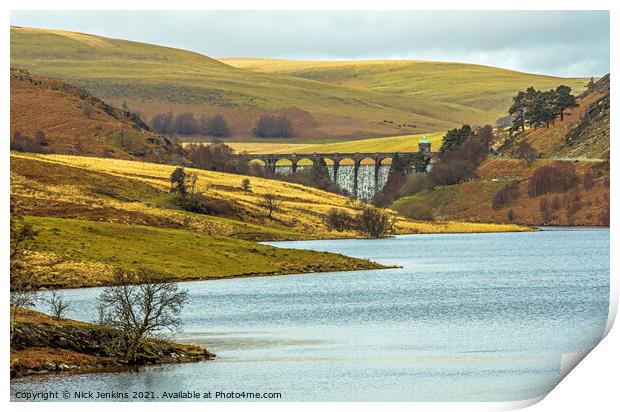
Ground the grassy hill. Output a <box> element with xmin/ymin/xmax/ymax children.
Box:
<box><xmin>11</xmin><ymin>152</ymin><xmax>527</xmax><ymax>288</ymax></box>
<box><xmin>11</xmin><ymin>26</ymin><xmax>587</xmax><ymax>140</ymax></box>
<box><xmin>392</xmin><ymin>158</ymin><xmax>610</xmax><ymax>227</ymax></box>
<box><xmin>10</xmin><ymin>68</ymin><xmax>181</xmax><ymax>162</ymax></box>
<box><xmin>223</xmin><ymin>58</ymin><xmax>588</xmax><ymax>125</ymax></box>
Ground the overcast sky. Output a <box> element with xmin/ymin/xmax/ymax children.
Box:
<box><xmin>10</xmin><ymin>10</ymin><xmax>610</xmax><ymax>77</ymax></box>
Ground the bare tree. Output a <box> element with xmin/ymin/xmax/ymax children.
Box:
<box><xmin>10</xmin><ymin>203</ymin><xmax>38</xmax><ymax>344</ymax></box>
<box><xmin>260</xmin><ymin>193</ymin><xmax>280</xmax><ymax>220</ymax></box>
<box><xmin>511</xmin><ymin>141</ymin><xmax>539</xmax><ymax>165</ymax></box>
<box><xmin>48</xmin><ymin>291</ymin><xmax>71</xmax><ymax>320</ymax></box>
<box><xmin>95</xmin><ymin>302</ymin><xmax>106</xmax><ymax>326</ymax></box>
<box><xmin>98</xmin><ymin>268</ymin><xmax>188</xmax><ymax>363</ymax></box>
<box><xmin>10</xmin><ymin>277</ymin><xmax>39</xmax><ymax>345</ymax></box>
<box><xmin>539</xmin><ymin>198</ymin><xmax>554</xmax><ymax>225</ymax></box>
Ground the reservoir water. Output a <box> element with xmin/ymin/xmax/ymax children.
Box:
<box><xmin>11</xmin><ymin>229</ymin><xmax>610</xmax><ymax>402</ymax></box>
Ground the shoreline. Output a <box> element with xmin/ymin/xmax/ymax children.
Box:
<box><xmin>10</xmin><ymin>310</ymin><xmax>215</xmax><ymax>380</ymax></box>
<box><xmin>19</xmin><ymin>224</ymin><xmax>606</xmax><ymax>293</ymax></box>
<box><xmin>29</xmin><ymin>263</ymin><xmax>401</xmax><ymax>292</ymax></box>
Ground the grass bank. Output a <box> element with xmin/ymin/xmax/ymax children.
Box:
<box><xmin>20</xmin><ymin>216</ymin><xmax>387</xmax><ymax>289</ymax></box>
<box><xmin>11</xmin><ymin>153</ymin><xmax>531</xmax><ymax>289</ymax></box>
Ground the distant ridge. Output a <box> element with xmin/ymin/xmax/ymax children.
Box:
<box><xmin>11</xmin><ymin>26</ymin><xmax>588</xmax><ymax>140</ymax></box>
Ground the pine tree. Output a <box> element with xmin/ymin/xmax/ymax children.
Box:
<box><xmin>439</xmin><ymin>125</ymin><xmax>474</xmax><ymax>155</ymax></box>
<box><xmin>508</xmin><ymin>90</ymin><xmax>527</xmax><ymax>133</ymax></box>
<box><xmin>554</xmin><ymin>85</ymin><xmax>578</xmax><ymax>121</ymax></box>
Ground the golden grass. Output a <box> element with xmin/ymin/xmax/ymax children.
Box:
<box><xmin>226</xmin><ymin>132</ymin><xmax>444</xmax><ymax>156</ymax></box>
<box><xmin>223</xmin><ymin>58</ymin><xmax>588</xmax><ymax>114</ymax></box>
<box><xmin>11</xmin><ymin>152</ymin><xmax>528</xmax><ymax>237</ymax></box>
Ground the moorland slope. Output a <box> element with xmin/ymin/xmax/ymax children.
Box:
<box><xmin>11</xmin><ymin>152</ymin><xmax>528</xmax><ymax>288</ymax></box>
<box><xmin>223</xmin><ymin>58</ymin><xmax>588</xmax><ymax>127</ymax></box>
<box><xmin>10</xmin><ymin>68</ymin><xmax>181</xmax><ymax>162</ymax></box>
<box><xmin>497</xmin><ymin>74</ymin><xmax>610</xmax><ymax>159</ymax></box>
<box><xmin>11</xmin><ymin>26</ymin><xmax>586</xmax><ymax>140</ymax></box>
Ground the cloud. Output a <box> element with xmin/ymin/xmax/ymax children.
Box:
<box><xmin>10</xmin><ymin>10</ymin><xmax>609</xmax><ymax>77</ymax></box>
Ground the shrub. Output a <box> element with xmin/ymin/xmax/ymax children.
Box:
<box><xmin>528</xmin><ymin>164</ymin><xmax>578</xmax><ymax>197</ymax></box>
<box><xmin>174</xmin><ymin>112</ymin><xmax>199</xmax><ymax>135</ymax></box>
<box><xmin>431</xmin><ymin>160</ymin><xmax>478</xmax><ymax>186</ymax></box>
<box><xmin>114</xmin><ymin>129</ymin><xmax>144</xmax><ymax>155</ymax></box>
<box><xmin>174</xmin><ymin>193</ymin><xmax>235</xmax><ymax>217</ymax></box>
<box><xmin>81</xmin><ymin>103</ymin><xmax>94</xmax><ymax>118</ymax></box>
<box><xmin>354</xmin><ymin>206</ymin><xmax>395</xmax><ymax>238</ymax></box>
<box><xmin>10</xmin><ymin>131</ymin><xmax>50</xmax><ymax>154</ymax></box>
<box><xmin>507</xmin><ymin>208</ymin><xmax>514</xmax><ymax>221</ymax></box>
<box><xmin>325</xmin><ymin>208</ymin><xmax>354</xmax><ymax>232</ymax></box>
<box><xmin>253</xmin><ymin>115</ymin><xmax>294</xmax><ymax>138</ymax></box>
<box><xmin>241</xmin><ymin>178</ymin><xmax>252</xmax><ymax>192</ymax></box>
<box><xmin>404</xmin><ymin>203</ymin><xmax>434</xmax><ymax>221</ymax></box>
<box><xmin>399</xmin><ymin>173</ymin><xmax>434</xmax><ymax>197</ymax></box>
<box><xmin>492</xmin><ymin>181</ymin><xmax>520</xmax><ymax>209</ymax></box>
<box><xmin>511</xmin><ymin>141</ymin><xmax>539</xmax><ymax>165</ymax></box>
<box><xmin>186</xmin><ymin>141</ymin><xmax>249</xmax><ymax>175</ymax></box>
<box><xmin>201</xmin><ymin>114</ymin><xmax>231</xmax><ymax>137</ymax></box>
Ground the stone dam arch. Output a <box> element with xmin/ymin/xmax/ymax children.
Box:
<box><xmin>235</xmin><ymin>149</ymin><xmax>435</xmax><ymax>200</ymax></box>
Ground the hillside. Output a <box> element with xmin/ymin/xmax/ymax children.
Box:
<box><xmin>11</xmin><ymin>26</ymin><xmax>586</xmax><ymax>140</ymax></box>
<box><xmin>498</xmin><ymin>74</ymin><xmax>610</xmax><ymax>159</ymax></box>
<box><xmin>10</xmin><ymin>68</ymin><xmax>181</xmax><ymax>162</ymax></box>
<box><xmin>392</xmin><ymin>158</ymin><xmax>610</xmax><ymax>227</ymax></box>
<box><xmin>223</xmin><ymin>58</ymin><xmax>588</xmax><ymax>126</ymax></box>
<box><xmin>227</xmin><ymin>132</ymin><xmax>445</xmax><ymax>156</ymax></box>
<box><xmin>11</xmin><ymin>152</ymin><xmax>527</xmax><ymax>288</ymax></box>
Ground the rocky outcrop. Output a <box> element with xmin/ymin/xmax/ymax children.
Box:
<box><xmin>10</xmin><ymin>317</ymin><xmax>214</xmax><ymax>378</ymax></box>
<box><xmin>564</xmin><ymin>75</ymin><xmax>610</xmax><ymax>158</ymax></box>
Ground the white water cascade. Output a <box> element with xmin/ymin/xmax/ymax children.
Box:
<box><xmin>337</xmin><ymin>165</ymin><xmax>390</xmax><ymax>201</ymax></box>
<box><xmin>276</xmin><ymin>164</ymin><xmax>391</xmax><ymax>201</ymax></box>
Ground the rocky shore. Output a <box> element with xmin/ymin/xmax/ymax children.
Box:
<box><xmin>10</xmin><ymin>310</ymin><xmax>215</xmax><ymax>379</ymax></box>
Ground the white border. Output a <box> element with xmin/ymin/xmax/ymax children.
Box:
<box><xmin>2</xmin><ymin>1</ymin><xmax>617</xmax><ymax>411</ymax></box>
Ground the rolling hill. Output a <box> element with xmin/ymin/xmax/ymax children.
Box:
<box><xmin>10</xmin><ymin>152</ymin><xmax>528</xmax><ymax>288</ymax></box>
<box><xmin>10</xmin><ymin>68</ymin><xmax>181</xmax><ymax>162</ymax></box>
<box><xmin>11</xmin><ymin>26</ymin><xmax>587</xmax><ymax>140</ymax></box>
<box><xmin>223</xmin><ymin>58</ymin><xmax>588</xmax><ymax>124</ymax></box>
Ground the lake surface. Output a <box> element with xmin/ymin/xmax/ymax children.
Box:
<box><xmin>11</xmin><ymin>229</ymin><xmax>610</xmax><ymax>402</ymax></box>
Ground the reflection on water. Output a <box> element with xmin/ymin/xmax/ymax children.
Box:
<box><xmin>11</xmin><ymin>230</ymin><xmax>609</xmax><ymax>402</ymax></box>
